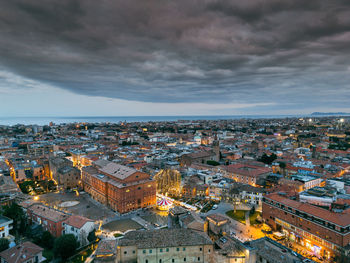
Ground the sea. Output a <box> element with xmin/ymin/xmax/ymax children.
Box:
<box><xmin>0</xmin><ymin>115</ymin><xmax>314</xmax><ymax>126</ymax></box>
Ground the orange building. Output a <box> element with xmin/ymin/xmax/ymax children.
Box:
<box><xmin>82</xmin><ymin>160</ymin><xmax>156</xmax><ymax>213</ymax></box>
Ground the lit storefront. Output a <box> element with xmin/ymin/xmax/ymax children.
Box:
<box><xmin>275</xmin><ymin>218</ymin><xmax>333</xmax><ymax>259</ymax></box>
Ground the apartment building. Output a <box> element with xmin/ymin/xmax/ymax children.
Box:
<box><xmin>27</xmin><ymin>204</ymin><xmax>69</xmax><ymax>237</ymax></box>
<box><xmin>0</xmin><ymin>215</ymin><xmax>12</xmax><ymax>239</ymax></box>
<box><xmin>263</xmin><ymin>192</ymin><xmax>350</xmax><ymax>259</ymax></box>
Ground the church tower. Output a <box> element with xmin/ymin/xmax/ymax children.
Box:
<box><xmin>213</xmin><ymin>133</ymin><xmax>220</xmax><ymax>162</ymax></box>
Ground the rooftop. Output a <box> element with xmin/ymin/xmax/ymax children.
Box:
<box><xmin>0</xmin><ymin>215</ymin><xmax>13</xmax><ymax>225</ymax></box>
<box><xmin>28</xmin><ymin>204</ymin><xmax>69</xmax><ymax>223</ymax></box>
<box><xmin>0</xmin><ymin>241</ymin><xmax>43</xmax><ymax>263</ymax></box>
<box><xmin>118</xmin><ymin>229</ymin><xmax>213</xmax><ymax>248</ymax></box>
<box><xmin>265</xmin><ymin>192</ymin><xmax>350</xmax><ymax>227</ymax></box>
<box><xmin>63</xmin><ymin>215</ymin><xmax>93</xmax><ymax>229</ymax></box>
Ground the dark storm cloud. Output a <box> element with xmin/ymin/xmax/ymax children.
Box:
<box><xmin>1</xmin><ymin>0</ymin><xmax>350</xmax><ymax>109</ymax></box>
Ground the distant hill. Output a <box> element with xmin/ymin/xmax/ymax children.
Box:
<box><xmin>311</xmin><ymin>112</ymin><xmax>350</xmax><ymax>116</ymax></box>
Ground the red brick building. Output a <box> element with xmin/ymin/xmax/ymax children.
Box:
<box><xmin>263</xmin><ymin>192</ymin><xmax>350</xmax><ymax>259</ymax></box>
<box><xmin>82</xmin><ymin>160</ymin><xmax>156</xmax><ymax>213</ymax></box>
<box><xmin>27</xmin><ymin>204</ymin><xmax>69</xmax><ymax>237</ymax></box>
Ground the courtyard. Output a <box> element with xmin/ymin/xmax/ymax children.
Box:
<box><xmin>37</xmin><ymin>191</ymin><xmax>115</xmax><ymax>221</ymax></box>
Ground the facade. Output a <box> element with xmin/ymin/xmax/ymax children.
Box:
<box><xmin>27</xmin><ymin>204</ymin><xmax>69</xmax><ymax>237</ymax></box>
<box><xmin>206</xmin><ymin>214</ymin><xmax>229</xmax><ymax>235</ymax></box>
<box><xmin>82</xmin><ymin>160</ymin><xmax>156</xmax><ymax>213</ymax></box>
<box><xmin>62</xmin><ymin>215</ymin><xmax>95</xmax><ymax>246</ymax></box>
<box><xmin>263</xmin><ymin>192</ymin><xmax>350</xmax><ymax>259</ymax></box>
<box><xmin>116</xmin><ymin>229</ymin><xmax>214</xmax><ymax>263</ymax></box>
<box><xmin>11</xmin><ymin>162</ymin><xmax>44</xmax><ymax>182</ymax></box>
<box><xmin>0</xmin><ymin>241</ymin><xmax>44</xmax><ymax>263</ymax></box>
<box><xmin>49</xmin><ymin>157</ymin><xmax>81</xmax><ymax>189</ymax></box>
<box><xmin>95</xmin><ymin>240</ymin><xmax>118</xmax><ymax>263</ymax></box>
<box><xmin>233</xmin><ymin>183</ymin><xmax>265</xmax><ymax>209</ymax></box>
<box><xmin>180</xmin><ymin>150</ymin><xmax>218</xmax><ymax>167</ymax></box>
<box><xmin>0</xmin><ymin>215</ymin><xmax>13</xmax><ymax>239</ymax></box>
<box><xmin>288</xmin><ymin>175</ymin><xmax>323</xmax><ymax>190</ymax></box>
<box><xmin>223</xmin><ymin>163</ymin><xmax>271</xmax><ymax>186</ymax></box>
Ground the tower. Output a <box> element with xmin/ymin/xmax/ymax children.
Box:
<box><xmin>213</xmin><ymin>133</ymin><xmax>220</xmax><ymax>162</ymax></box>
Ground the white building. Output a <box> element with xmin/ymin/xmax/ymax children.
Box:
<box><xmin>0</xmin><ymin>215</ymin><xmax>13</xmax><ymax>239</ymax></box>
<box><xmin>62</xmin><ymin>215</ymin><xmax>95</xmax><ymax>246</ymax></box>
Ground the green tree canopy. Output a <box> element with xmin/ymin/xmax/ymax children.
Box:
<box><xmin>258</xmin><ymin>153</ymin><xmax>277</xmax><ymax>165</ymax></box>
<box><xmin>54</xmin><ymin>234</ymin><xmax>78</xmax><ymax>260</ymax></box>
<box><xmin>41</xmin><ymin>231</ymin><xmax>55</xmax><ymax>249</ymax></box>
<box><xmin>0</xmin><ymin>238</ymin><xmax>9</xmax><ymax>252</ymax></box>
<box><xmin>2</xmin><ymin>202</ymin><xmax>27</xmax><ymax>235</ymax></box>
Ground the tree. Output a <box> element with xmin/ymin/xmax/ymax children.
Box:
<box><xmin>54</xmin><ymin>234</ymin><xmax>78</xmax><ymax>260</ymax></box>
<box><xmin>87</xmin><ymin>230</ymin><xmax>96</xmax><ymax>243</ymax></box>
<box><xmin>41</xmin><ymin>231</ymin><xmax>54</xmax><ymax>249</ymax></box>
<box><xmin>206</xmin><ymin>160</ymin><xmax>220</xmax><ymax>166</ymax></box>
<box><xmin>250</xmin><ymin>205</ymin><xmax>256</xmax><ymax>216</ymax></box>
<box><xmin>2</xmin><ymin>202</ymin><xmax>27</xmax><ymax>236</ymax></box>
<box><xmin>0</xmin><ymin>238</ymin><xmax>9</xmax><ymax>252</ymax></box>
<box><xmin>258</xmin><ymin>153</ymin><xmax>277</xmax><ymax>165</ymax></box>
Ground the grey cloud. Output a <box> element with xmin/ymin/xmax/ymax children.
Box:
<box><xmin>0</xmin><ymin>0</ymin><xmax>350</xmax><ymax>110</ymax></box>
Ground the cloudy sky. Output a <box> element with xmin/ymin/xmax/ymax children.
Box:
<box><xmin>0</xmin><ymin>0</ymin><xmax>350</xmax><ymax>116</ymax></box>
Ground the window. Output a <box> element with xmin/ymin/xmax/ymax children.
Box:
<box><xmin>184</xmin><ymin>258</ymin><xmax>186</xmax><ymax>262</ymax></box>
<box><xmin>133</xmin><ymin>250</ymin><xmax>135</xmax><ymax>254</ymax></box>
<box><xmin>160</xmin><ymin>249</ymin><xmax>163</xmax><ymax>252</ymax></box>
<box><xmin>149</xmin><ymin>249</ymin><xmax>152</xmax><ymax>253</ymax></box>
<box><xmin>198</xmin><ymin>257</ymin><xmax>200</xmax><ymax>261</ymax></box>
<box><xmin>166</xmin><ymin>248</ymin><xmax>169</xmax><ymax>252</ymax></box>
<box><xmin>143</xmin><ymin>250</ymin><xmax>146</xmax><ymax>254</ymax></box>
<box><xmin>124</xmin><ymin>251</ymin><xmax>127</xmax><ymax>255</ymax></box>
<box><xmin>199</xmin><ymin>247</ymin><xmax>202</xmax><ymax>251</ymax></box>
<box><xmin>183</xmin><ymin>248</ymin><xmax>186</xmax><ymax>251</ymax></box>
<box><xmin>177</xmin><ymin>248</ymin><xmax>180</xmax><ymax>251</ymax></box>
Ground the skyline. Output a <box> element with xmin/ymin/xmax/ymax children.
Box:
<box><xmin>1</xmin><ymin>0</ymin><xmax>350</xmax><ymax>116</ymax></box>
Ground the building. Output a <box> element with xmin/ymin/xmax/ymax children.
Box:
<box><xmin>0</xmin><ymin>215</ymin><xmax>13</xmax><ymax>239</ymax></box>
<box><xmin>231</xmin><ymin>183</ymin><xmax>266</xmax><ymax>210</ymax></box>
<box><xmin>288</xmin><ymin>175</ymin><xmax>323</xmax><ymax>191</ymax></box>
<box><xmin>180</xmin><ymin>150</ymin><xmax>218</xmax><ymax>167</ymax></box>
<box><xmin>0</xmin><ymin>241</ymin><xmax>44</xmax><ymax>263</ymax></box>
<box><xmin>206</xmin><ymin>214</ymin><xmax>229</xmax><ymax>235</ymax></box>
<box><xmin>49</xmin><ymin>157</ymin><xmax>81</xmax><ymax>190</ymax></box>
<box><xmin>82</xmin><ymin>160</ymin><xmax>156</xmax><ymax>213</ymax></box>
<box><xmin>245</xmin><ymin>237</ymin><xmax>302</xmax><ymax>263</ymax></box>
<box><xmin>116</xmin><ymin>228</ymin><xmax>214</xmax><ymax>263</ymax></box>
<box><xmin>0</xmin><ymin>174</ymin><xmax>19</xmax><ymax>194</ymax></box>
<box><xmin>27</xmin><ymin>204</ymin><xmax>69</xmax><ymax>237</ymax></box>
<box><xmin>224</xmin><ymin>163</ymin><xmax>271</xmax><ymax>186</ymax></box>
<box><xmin>62</xmin><ymin>215</ymin><xmax>95</xmax><ymax>246</ymax></box>
<box><xmin>95</xmin><ymin>240</ymin><xmax>118</xmax><ymax>263</ymax></box>
<box><xmin>263</xmin><ymin>192</ymin><xmax>350</xmax><ymax>259</ymax></box>
<box><xmin>10</xmin><ymin>162</ymin><xmax>44</xmax><ymax>182</ymax></box>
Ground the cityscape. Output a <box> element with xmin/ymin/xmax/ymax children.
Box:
<box><xmin>1</xmin><ymin>1</ymin><xmax>350</xmax><ymax>263</ymax></box>
<box><xmin>1</xmin><ymin>117</ymin><xmax>350</xmax><ymax>262</ymax></box>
